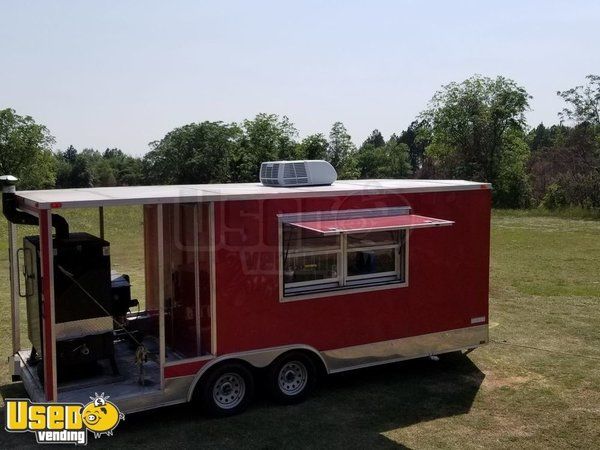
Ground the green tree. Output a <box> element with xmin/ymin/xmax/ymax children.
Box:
<box><xmin>116</xmin><ymin>158</ymin><xmax>143</xmax><ymax>186</ymax></box>
<box><xmin>384</xmin><ymin>139</ymin><xmax>412</xmax><ymax>178</ymax></box>
<box><xmin>357</xmin><ymin>130</ymin><xmax>384</xmax><ymax>178</ymax></box>
<box><xmin>396</xmin><ymin>120</ymin><xmax>431</xmax><ymax>173</ymax></box>
<box><xmin>102</xmin><ymin>148</ymin><xmax>143</xmax><ymax>185</ymax></box>
<box><xmin>70</xmin><ymin>155</ymin><xmax>95</xmax><ymax>187</ymax></box>
<box><xmin>94</xmin><ymin>158</ymin><xmax>117</xmax><ymax>186</ymax></box>
<box><xmin>327</xmin><ymin>122</ymin><xmax>358</xmax><ymax>178</ymax></box>
<box><xmin>55</xmin><ymin>145</ymin><xmax>77</xmax><ymax>188</ymax></box>
<box><xmin>63</xmin><ymin>144</ymin><xmax>77</xmax><ymax>163</ymax></box>
<box><xmin>361</xmin><ymin>129</ymin><xmax>385</xmax><ymax>148</ymax></box>
<box><xmin>356</xmin><ymin>142</ymin><xmax>383</xmax><ymax>178</ymax></box>
<box><xmin>557</xmin><ymin>75</ymin><xmax>600</xmax><ymax>125</ymax></box>
<box><xmin>56</xmin><ymin>146</ymin><xmax>124</xmax><ymax>188</ymax></box>
<box><xmin>493</xmin><ymin>129</ymin><xmax>532</xmax><ymax>208</ymax></box>
<box><xmin>296</xmin><ymin>134</ymin><xmax>328</xmax><ymax>160</ymax></box>
<box><xmin>529</xmin><ymin>123</ymin><xmax>600</xmax><ymax>205</ymax></box>
<box><xmin>76</xmin><ymin>149</ymin><xmax>116</xmax><ymax>187</ymax></box>
<box><xmin>527</xmin><ymin>123</ymin><xmax>552</xmax><ymax>152</ymax></box>
<box><xmin>357</xmin><ymin>137</ymin><xmax>411</xmax><ymax>179</ymax></box>
<box><xmin>0</xmin><ymin>108</ymin><xmax>56</xmax><ymax>189</ymax></box>
<box><xmin>336</xmin><ymin>153</ymin><xmax>359</xmax><ymax>180</ymax></box>
<box><xmin>235</xmin><ymin>114</ymin><xmax>298</xmax><ymax>181</ymax></box>
<box><xmin>144</xmin><ymin>121</ymin><xmax>241</xmax><ymax>184</ymax></box>
<box><xmin>421</xmin><ymin>75</ymin><xmax>531</xmax><ymax>205</ymax></box>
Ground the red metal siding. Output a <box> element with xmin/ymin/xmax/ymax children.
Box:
<box><xmin>164</xmin><ymin>359</ymin><xmax>210</xmax><ymax>379</ymax></box>
<box><xmin>214</xmin><ymin>189</ymin><xmax>491</xmax><ymax>355</ymax></box>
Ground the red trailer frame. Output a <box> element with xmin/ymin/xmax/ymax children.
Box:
<box><xmin>7</xmin><ymin>179</ymin><xmax>491</xmax><ymax>414</ymax></box>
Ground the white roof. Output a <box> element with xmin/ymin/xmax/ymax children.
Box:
<box><xmin>16</xmin><ymin>179</ymin><xmax>490</xmax><ymax>209</ymax></box>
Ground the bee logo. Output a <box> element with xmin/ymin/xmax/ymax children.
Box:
<box><xmin>81</xmin><ymin>393</ymin><xmax>125</xmax><ymax>438</ymax></box>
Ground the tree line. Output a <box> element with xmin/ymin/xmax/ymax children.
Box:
<box><xmin>1</xmin><ymin>74</ymin><xmax>598</xmax><ymax>209</ymax></box>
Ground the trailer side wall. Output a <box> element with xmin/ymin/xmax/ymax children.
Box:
<box><xmin>214</xmin><ymin>188</ymin><xmax>491</xmax><ymax>355</ymax></box>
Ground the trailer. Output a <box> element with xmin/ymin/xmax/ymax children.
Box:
<box><xmin>2</xmin><ymin>161</ymin><xmax>491</xmax><ymax>416</ymax></box>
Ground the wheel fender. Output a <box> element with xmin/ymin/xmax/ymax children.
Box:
<box><xmin>186</xmin><ymin>344</ymin><xmax>327</xmax><ymax>401</ymax></box>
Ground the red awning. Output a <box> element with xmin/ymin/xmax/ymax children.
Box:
<box><xmin>289</xmin><ymin>214</ymin><xmax>454</xmax><ymax>235</ymax></box>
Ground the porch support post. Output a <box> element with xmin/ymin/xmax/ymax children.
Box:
<box><xmin>193</xmin><ymin>204</ymin><xmax>201</xmax><ymax>353</ymax></box>
<box><xmin>157</xmin><ymin>204</ymin><xmax>165</xmax><ymax>389</ymax></box>
<box><xmin>99</xmin><ymin>206</ymin><xmax>105</xmax><ymax>239</ymax></box>
<box><xmin>209</xmin><ymin>202</ymin><xmax>216</xmax><ymax>356</ymax></box>
<box><xmin>8</xmin><ymin>221</ymin><xmax>20</xmax><ymax>371</ymax></box>
<box><xmin>40</xmin><ymin>210</ymin><xmax>57</xmax><ymax>401</ymax></box>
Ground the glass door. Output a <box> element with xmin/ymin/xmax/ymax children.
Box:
<box><xmin>162</xmin><ymin>203</ymin><xmax>212</xmax><ymax>358</ymax></box>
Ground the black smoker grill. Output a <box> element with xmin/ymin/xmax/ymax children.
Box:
<box><xmin>24</xmin><ymin>232</ymin><xmax>117</xmax><ymax>383</ymax></box>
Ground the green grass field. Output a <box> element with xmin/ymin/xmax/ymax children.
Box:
<box><xmin>0</xmin><ymin>209</ymin><xmax>599</xmax><ymax>448</ymax></box>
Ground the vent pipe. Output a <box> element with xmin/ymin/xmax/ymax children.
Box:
<box><xmin>1</xmin><ymin>175</ymin><xmax>69</xmax><ymax>240</ymax></box>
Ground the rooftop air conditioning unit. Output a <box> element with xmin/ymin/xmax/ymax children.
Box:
<box><xmin>260</xmin><ymin>160</ymin><xmax>337</xmax><ymax>187</ymax></box>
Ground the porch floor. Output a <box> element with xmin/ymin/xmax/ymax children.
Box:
<box><xmin>17</xmin><ymin>336</ymin><xmax>183</xmax><ymax>405</ymax></box>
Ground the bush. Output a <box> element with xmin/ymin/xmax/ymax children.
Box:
<box><xmin>542</xmin><ymin>172</ymin><xmax>600</xmax><ymax>209</ymax></box>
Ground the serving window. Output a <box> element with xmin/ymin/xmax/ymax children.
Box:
<box><xmin>282</xmin><ymin>225</ymin><xmax>406</xmax><ymax>297</ymax></box>
<box><xmin>283</xmin><ymin>227</ymin><xmax>341</xmax><ymax>290</ymax></box>
<box><xmin>346</xmin><ymin>230</ymin><xmax>404</xmax><ymax>284</ymax></box>
<box><xmin>279</xmin><ymin>207</ymin><xmax>453</xmax><ymax>300</ymax></box>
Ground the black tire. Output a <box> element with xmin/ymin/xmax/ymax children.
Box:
<box><xmin>437</xmin><ymin>350</ymin><xmax>466</xmax><ymax>363</ymax></box>
<box><xmin>198</xmin><ymin>362</ymin><xmax>254</xmax><ymax>417</ymax></box>
<box><xmin>267</xmin><ymin>351</ymin><xmax>317</xmax><ymax>405</ymax></box>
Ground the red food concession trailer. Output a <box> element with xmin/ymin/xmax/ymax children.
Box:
<box><xmin>2</xmin><ymin>160</ymin><xmax>491</xmax><ymax>416</ymax></box>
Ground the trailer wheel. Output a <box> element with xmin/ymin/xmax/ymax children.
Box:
<box><xmin>267</xmin><ymin>352</ymin><xmax>317</xmax><ymax>404</ymax></box>
<box><xmin>199</xmin><ymin>362</ymin><xmax>254</xmax><ymax>417</ymax></box>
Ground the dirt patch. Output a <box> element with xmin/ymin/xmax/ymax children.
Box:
<box><xmin>483</xmin><ymin>373</ymin><xmax>531</xmax><ymax>389</ymax></box>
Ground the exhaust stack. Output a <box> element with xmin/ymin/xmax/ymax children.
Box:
<box><xmin>1</xmin><ymin>175</ymin><xmax>69</xmax><ymax>239</ymax></box>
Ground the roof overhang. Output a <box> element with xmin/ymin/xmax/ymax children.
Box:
<box><xmin>15</xmin><ymin>180</ymin><xmax>490</xmax><ymax>210</ymax></box>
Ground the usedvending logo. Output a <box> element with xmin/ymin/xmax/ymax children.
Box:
<box><xmin>5</xmin><ymin>392</ymin><xmax>124</xmax><ymax>445</ymax></box>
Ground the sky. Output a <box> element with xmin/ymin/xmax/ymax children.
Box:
<box><xmin>1</xmin><ymin>0</ymin><xmax>599</xmax><ymax>156</ymax></box>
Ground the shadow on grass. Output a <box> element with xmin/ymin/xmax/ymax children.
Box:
<box><xmin>0</xmin><ymin>356</ymin><xmax>484</xmax><ymax>449</ymax></box>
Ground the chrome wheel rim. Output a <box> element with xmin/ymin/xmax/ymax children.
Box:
<box><xmin>278</xmin><ymin>361</ymin><xmax>308</xmax><ymax>396</ymax></box>
<box><xmin>213</xmin><ymin>372</ymin><xmax>245</xmax><ymax>409</ymax></box>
